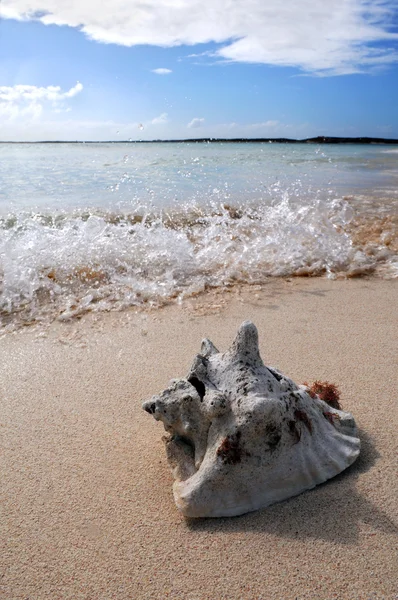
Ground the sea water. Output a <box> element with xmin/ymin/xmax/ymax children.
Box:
<box><xmin>0</xmin><ymin>141</ymin><xmax>397</xmax><ymax>329</ymax></box>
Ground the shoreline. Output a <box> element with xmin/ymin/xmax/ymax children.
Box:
<box><xmin>1</xmin><ymin>278</ymin><xmax>397</xmax><ymax>599</ymax></box>
<box><xmin>2</xmin><ymin>271</ymin><xmax>398</xmax><ymax>336</ymax></box>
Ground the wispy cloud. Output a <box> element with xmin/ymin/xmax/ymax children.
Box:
<box><xmin>151</xmin><ymin>112</ymin><xmax>168</xmax><ymax>124</ymax></box>
<box><xmin>187</xmin><ymin>117</ymin><xmax>205</xmax><ymax>128</ymax></box>
<box><xmin>0</xmin><ymin>117</ymin><xmax>144</xmax><ymax>141</ymax></box>
<box><xmin>151</xmin><ymin>68</ymin><xmax>172</xmax><ymax>75</ymax></box>
<box><xmin>0</xmin><ymin>82</ymin><xmax>83</xmax><ymax>121</ymax></box>
<box><xmin>0</xmin><ymin>107</ymin><xmax>174</xmax><ymax>140</ymax></box>
<box><xmin>0</xmin><ymin>114</ymin><xmax>358</xmax><ymax>142</ymax></box>
<box><xmin>1</xmin><ymin>1</ymin><xmax>397</xmax><ymax>75</ymax></box>
<box><xmin>207</xmin><ymin>119</ymin><xmax>312</xmax><ymax>138</ymax></box>
<box><xmin>248</xmin><ymin>120</ymin><xmax>280</xmax><ymax>130</ymax></box>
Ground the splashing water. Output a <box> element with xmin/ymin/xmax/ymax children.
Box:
<box><xmin>1</xmin><ymin>196</ymin><xmax>396</xmax><ymax>329</ymax></box>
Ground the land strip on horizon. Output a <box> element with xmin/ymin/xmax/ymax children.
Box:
<box><xmin>2</xmin><ymin>136</ymin><xmax>398</xmax><ymax>144</ymax></box>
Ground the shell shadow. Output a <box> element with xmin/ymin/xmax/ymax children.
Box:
<box><xmin>185</xmin><ymin>428</ymin><xmax>398</xmax><ymax>544</ymax></box>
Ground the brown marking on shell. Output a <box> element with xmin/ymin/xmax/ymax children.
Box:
<box><xmin>323</xmin><ymin>411</ymin><xmax>341</xmax><ymax>426</ymax></box>
<box><xmin>265</xmin><ymin>422</ymin><xmax>282</xmax><ymax>451</ymax></box>
<box><xmin>294</xmin><ymin>409</ymin><xmax>313</xmax><ymax>433</ymax></box>
<box><xmin>288</xmin><ymin>420</ymin><xmax>301</xmax><ymax>444</ymax></box>
<box><xmin>217</xmin><ymin>431</ymin><xmax>249</xmax><ymax>465</ymax></box>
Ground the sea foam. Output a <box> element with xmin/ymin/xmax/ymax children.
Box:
<box><xmin>1</xmin><ymin>195</ymin><xmax>396</xmax><ymax>329</ymax></box>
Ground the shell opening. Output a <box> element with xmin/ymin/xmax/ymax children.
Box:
<box><xmin>187</xmin><ymin>376</ymin><xmax>206</xmax><ymax>401</ymax></box>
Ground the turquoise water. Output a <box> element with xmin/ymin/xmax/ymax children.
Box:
<box><xmin>0</xmin><ymin>142</ymin><xmax>397</xmax><ymax>329</ymax></box>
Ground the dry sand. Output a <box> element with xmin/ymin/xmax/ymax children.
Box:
<box><xmin>0</xmin><ymin>278</ymin><xmax>397</xmax><ymax>600</ymax></box>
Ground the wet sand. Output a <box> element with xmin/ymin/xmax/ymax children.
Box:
<box><xmin>0</xmin><ymin>278</ymin><xmax>397</xmax><ymax>599</ymax></box>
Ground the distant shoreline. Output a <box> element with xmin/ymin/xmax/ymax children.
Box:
<box><xmin>1</xmin><ymin>136</ymin><xmax>398</xmax><ymax>145</ymax></box>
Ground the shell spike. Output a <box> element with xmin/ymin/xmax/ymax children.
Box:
<box><xmin>230</xmin><ymin>321</ymin><xmax>262</xmax><ymax>364</ymax></box>
<box><xmin>201</xmin><ymin>338</ymin><xmax>219</xmax><ymax>357</ymax></box>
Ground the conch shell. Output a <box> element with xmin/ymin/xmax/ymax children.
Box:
<box><xmin>143</xmin><ymin>321</ymin><xmax>360</xmax><ymax>518</ymax></box>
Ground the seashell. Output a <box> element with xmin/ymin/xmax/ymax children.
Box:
<box><xmin>143</xmin><ymin>321</ymin><xmax>360</xmax><ymax>518</ymax></box>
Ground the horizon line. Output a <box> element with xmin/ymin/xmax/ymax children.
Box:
<box><xmin>1</xmin><ymin>136</ymin><xmax>398</xmax><ymax>145</ymax></box>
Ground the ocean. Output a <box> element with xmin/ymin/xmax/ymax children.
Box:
<box><xmin>0</xmin><ymin>141</ymin><xmax>397</xmax><ymax>330</ymax></box>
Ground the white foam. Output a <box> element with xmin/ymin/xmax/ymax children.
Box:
<box><xmin>1</xmin><ymin>194</ymin><xmax>396</xmax><ymax>328</ymax></box>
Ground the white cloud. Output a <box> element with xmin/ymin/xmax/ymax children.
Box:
<box><xmin>151</xmin><ymin>112</ymin><xmax>168</xmax><ymax>125</ymax></box>
<box><xmin>188</xmin><ymin>117</ymin><xmax>205</xmax><ymax>129</ymax></box>
<box><xmin>151</xmin><ymin>68</ymin><xmax>172</xmax><ymax>75</ymax></box>
<box><xmin>0</xmin><ymin>101</ymin><xmax>43</xmax><ymax>121</ymax></box>
<box><xmin>0</xmin><ymin>82</ymin><xmax>83</xmax><ymax>122</ymax></box>
<box><xmin>1</xmin><ymin>1</ymin><xmax>397</xmax><ymax>75</ymax></box>
<box><xmin>0</xmin><ymin>82</ymin><xmax>82</xmax><ymax>104</ymax></box>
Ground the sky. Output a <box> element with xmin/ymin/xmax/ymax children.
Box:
<box><xmin>0</xmin><ymin>0</ymin><xmax>398</xmax><ymax>141</ymax></box>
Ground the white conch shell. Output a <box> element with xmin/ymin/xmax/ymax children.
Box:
<box><xmin>143</xmin><ymin>321</ymin><xmax>360</xmax><ymax>518</ymax></box>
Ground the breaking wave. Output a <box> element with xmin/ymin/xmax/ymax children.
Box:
<box><xmin>1</xmin><ymin>195</ymin><xmax>397</xmax><ymax>330</ymax></box>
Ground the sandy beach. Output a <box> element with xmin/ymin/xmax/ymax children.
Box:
<box><xmin>0</xmin><ymin>277</ymin><xmax>397</xmax><ymax>600</ymax></box>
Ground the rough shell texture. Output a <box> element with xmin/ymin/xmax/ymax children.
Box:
<box><xmin>143</xmin><ymin>321</ymin><xmax>360</xmax><ymax>518</ymax></box>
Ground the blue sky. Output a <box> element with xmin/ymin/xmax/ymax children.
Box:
<box><xmin>0</xmin><ymin>0</ymin><xmax>398</xmax><ymax>141</ymax></box>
